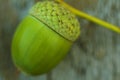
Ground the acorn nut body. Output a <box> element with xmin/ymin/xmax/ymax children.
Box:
<box><xmin>12</xmin><ymin>1</ymin><xmax>80</xmax><ymax>75</ymax></box>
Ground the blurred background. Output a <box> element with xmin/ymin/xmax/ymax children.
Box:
<box><xmin>0</xmin><ymin>0</ymin><xmax>120</xmax><ymax>80</ymax></box>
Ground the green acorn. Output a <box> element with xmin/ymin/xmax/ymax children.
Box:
<box><xmin>12</xmin><ymin>1</ymin><xmax>80</xmax><ymax>75</ymax></box>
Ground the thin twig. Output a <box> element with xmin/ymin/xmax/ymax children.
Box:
<box><xmin>56</xmin><ymin>0</ymin><xmax>120</xmax><ymax>33</ymax></box>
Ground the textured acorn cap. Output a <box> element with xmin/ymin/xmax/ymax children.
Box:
<box><xmin>30</xmin><ymin>1</ymin><xmax>80</xmax><ymax>42</ymax></box>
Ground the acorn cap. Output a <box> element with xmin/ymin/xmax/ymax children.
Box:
<box><xmin>30</xmin><ymin>1</ymin><xmax>80</xmax><ymax>42</ymax></box>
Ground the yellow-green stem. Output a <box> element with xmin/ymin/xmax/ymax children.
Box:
<box><xmin>56</xmin><ymin>0</ymin><xmax>120</xmax><ymax>33</ymax></box>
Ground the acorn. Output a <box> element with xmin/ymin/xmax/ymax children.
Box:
<box><xmin>12</xmin><ymin>1</ymin><xmax>80</xmax><ymax>75</ymax></box>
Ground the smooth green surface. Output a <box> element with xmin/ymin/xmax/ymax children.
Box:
<box><xmin>12</xmin><ymin>15</ymin><xmax>72</xmax><ymax>75</ymax></box>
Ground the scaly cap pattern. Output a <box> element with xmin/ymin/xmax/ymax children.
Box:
<box><xmin>30</xmin><ymin>1</ymin><xmax>80</xmax><ymax>42</ymax></box>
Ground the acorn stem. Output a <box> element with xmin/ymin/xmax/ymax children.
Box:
<box><xmin>56</xmin><ymin>0</ymin><xmax>120</xmax><ymax>33</ymax></box>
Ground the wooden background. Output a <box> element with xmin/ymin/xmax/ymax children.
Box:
<box><xmin>0</xmin><ymin>0</ymin><xmax>120</xmax><ymax>80</ymax></box>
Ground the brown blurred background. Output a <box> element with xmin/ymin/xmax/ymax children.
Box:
<box><xmin>0</xmin><ymin>0</ymin><xmax>120</xmax><ymax>80</ymax></box>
